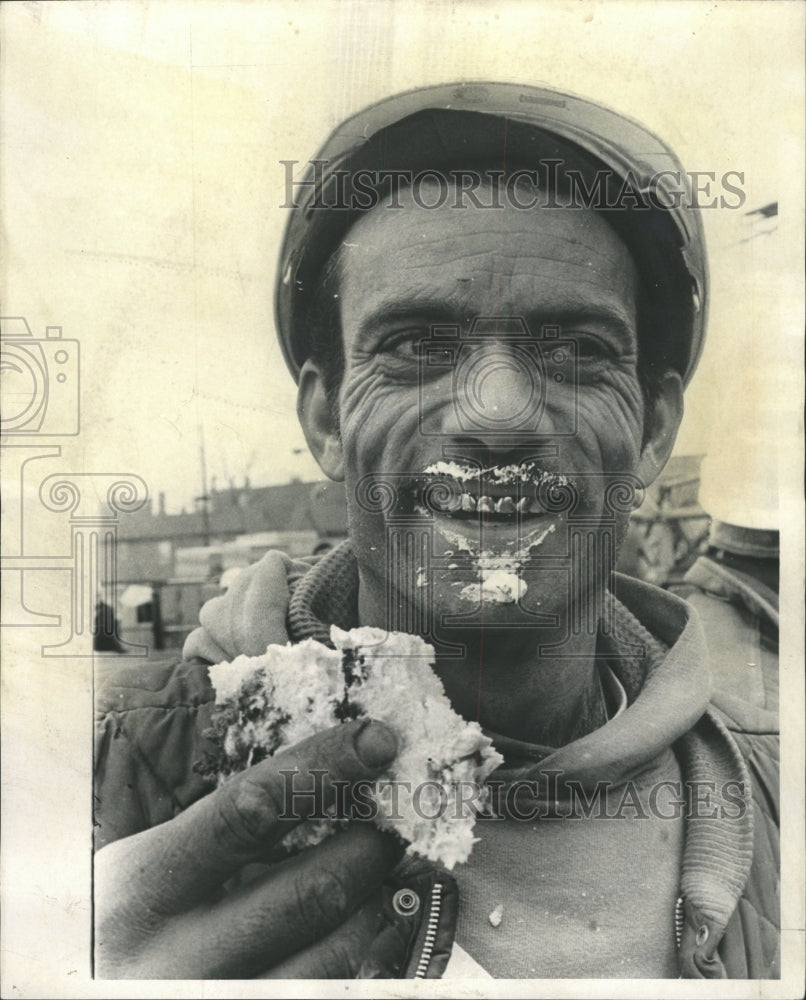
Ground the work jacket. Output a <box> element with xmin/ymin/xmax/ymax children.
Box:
<box><xmin>95</xmin><ymin>543</ymin><xmax>779</xmax><ymax>978</ymax></box>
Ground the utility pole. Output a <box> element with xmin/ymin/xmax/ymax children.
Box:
<box><xmin>195</xmin><ymin>421</ymin><xmax>211</xmax><ymax>546</ymax></box>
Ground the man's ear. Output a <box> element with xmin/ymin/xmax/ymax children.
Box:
<box><xmin>637</xmin><ymin>369</ymin><xmax>684</xmax><ymax>488</ymax></box>
<box><xmin>297</xmin><ymin>359</ymin><xmax>344</xmax><ymax>482</ymax></box>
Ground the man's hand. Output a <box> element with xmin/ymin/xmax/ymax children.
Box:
<box><xmin>95</xmin><ymin>719</ymin><xmax>400</xmax><ymax>979</ymax></box>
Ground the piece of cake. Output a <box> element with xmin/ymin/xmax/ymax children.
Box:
<box><xmin>197</xmin><ymin>625</ymin><xmax>503</xmax><ymax>869</ymax></box>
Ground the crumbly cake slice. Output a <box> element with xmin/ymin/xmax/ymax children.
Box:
<box><xmin>199</xmin><ymin>626</ymin><xmax>502</xmax><ymax>869</ymax></box>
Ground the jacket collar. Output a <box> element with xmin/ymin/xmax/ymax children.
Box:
<box><xmin>684</xmin><ymin>555</ymin><xmax>779</xmax><ymax>626</ymax></box>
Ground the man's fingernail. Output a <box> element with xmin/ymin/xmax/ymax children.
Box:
<box><xmin>354</xmin><ymin>720</ymin><xmax>398</xmax><ymax>769</ymax></box>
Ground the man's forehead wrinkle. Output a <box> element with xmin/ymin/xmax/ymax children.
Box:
<box><xmin>346</xmin><ymin>191</ymin><xmax>634</xmax><ymax>260</ymax></box>
<box><xmin>346</xmin><ymin>223</ymin><xmax>633</xmax><ymax>278</ymax></box>
<box><xmin>378</xmin><ymin>239</ymin><xmax>517</xmax><ymax>267</ymax></box>
<box><xmin>346</xmin><ymin>244</ymin><xmax>631</xmax><ymax>283</ymax></box>
<box><xmin>364</xmin><ymin>221</ymin><xmax>620</xmax><ymax>252</ymax></box>
<box><xmin>343</xmin><ymin>267</ymin><xmax>636</xmax><ymax>333</ymax></box>
<box><xmin>350</xmin><ymin>258</ymin><xmax>636</xmax><ymax>304</ymax></box>
<box><xmin>340</xmin><ymin>198</ymin><xmax>640</xmax><ymax>346</ymax></box>
<box><xmin>551</xmin><ymin>234</ymin><xmax>635</xmax><ymax>269</ymax></box>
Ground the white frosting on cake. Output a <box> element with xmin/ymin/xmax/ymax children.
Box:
<box><xmin>207</xmin><ymin>627</ymin><xmax>503</xmax><ymax>868</ymax></box>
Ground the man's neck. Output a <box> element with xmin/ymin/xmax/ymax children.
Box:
<box><xmin>433</xmin><ymin>628</ymin><xmax>606</xmax><ymax>747</ymax></box>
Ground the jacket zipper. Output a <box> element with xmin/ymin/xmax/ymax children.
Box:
<box><xmin>414</xmin><ymin>881</ymin><xmax>443</xmax><ymax>978</ymax></box>
<box><xmin>674</xmin><ymin>895</ymin><xmax>685</xmax><ymax>950</ymax></box>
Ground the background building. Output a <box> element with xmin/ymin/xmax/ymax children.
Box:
<box><xmin>116</xmin><ymin>478</ymin><xmax>347</xmax><ymax>581</ymax></box>
<box><xmin>112</xmin><ymin>478</ymin><xmax>347</xmax><ymax>652</ymax></box>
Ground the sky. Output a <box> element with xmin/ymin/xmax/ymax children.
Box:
<box><xmin>3</xmin><ymin>0</ymin><xmax>803</xmax><ymax>516</ymax></box>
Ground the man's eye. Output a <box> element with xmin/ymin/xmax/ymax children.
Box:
<box><xmin>567</xmin><ymin>334</ymin><xmax>615</xmax><ymax>361</ymax></box>
<box><xmin>380</xmin><ymin>331</ymin><xmax>426</xmax><ymax>361</ymax></box>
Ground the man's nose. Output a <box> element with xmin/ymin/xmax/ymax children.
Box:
<box><xmin>440</xmin><ymin>343</ymin><xmax>545</xmax><ymax>447</ymax></box>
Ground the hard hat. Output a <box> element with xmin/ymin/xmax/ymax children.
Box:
<box><xmin>275</xmin><ymin>81</ymin><xmax>708</xmax><ymax>385</ymax></box>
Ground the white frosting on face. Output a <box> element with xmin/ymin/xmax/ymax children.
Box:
<box><xmin>423</xmin><ymin>460</ymin><xmax>479</xmax><ymax>480</ymax></box>
<box><xmin>422</xmin><ymin>460</ymin><xmax>569</xmax><ymax>488</ymax></box>
<box><xmin>511</xmin><ymin>521</ymin><xmax>557</xmax><ymax>556</ymax></box>
<box><xmin>443</xmin><ymin>522</ymin><xmax>556</xmax><ymax>604</ymax></box>
<box><xmin>415</xmin><ymin>462</ymin><xmax>561</xmax><ymax>605</ymax></box>
<box><xmin>459</xmin><ymin>570</ymin><xmax>526</xmax><ymax>605</ymax></box>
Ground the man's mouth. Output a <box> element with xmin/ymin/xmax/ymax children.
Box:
<box><xmin>414</xmin><ymin>460</ymin><xmax>569</xmax><ymax>521</ymax></box>
<box><xmin>391</xmin><ymin>462</ymin><xmax>569</xmax><ymax>605</ymax></box>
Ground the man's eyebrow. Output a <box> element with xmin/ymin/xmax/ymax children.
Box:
<box><xmin>356</xmin><ymin>302</ymin><xmax>636</xmax><ymax>340</ymax></box>
<box><xmin>356</xmin><ymin>301</ymin><xmax>462</xmax><ymax>338</ymax></box>
<box><xmin>523</xmin><ymin>307</ymin><xmax>636</xmax><ymax>341</ymax></box>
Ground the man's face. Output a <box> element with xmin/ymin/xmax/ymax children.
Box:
<box><xmin>307</xmin><ymin>182</ymin><xmax>672</xmax><ymax>639</ymax></box>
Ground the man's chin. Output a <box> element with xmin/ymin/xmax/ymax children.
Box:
<box><xmin>418</xmin><ymin>563</ymin><xmax>569</xmax><ymax>632</ymax></box>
